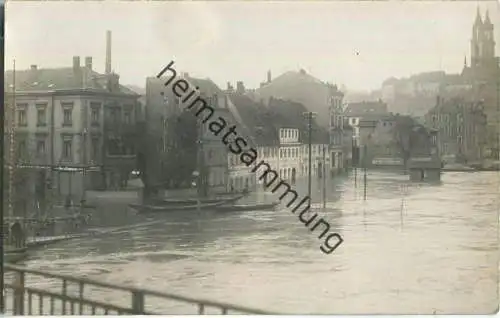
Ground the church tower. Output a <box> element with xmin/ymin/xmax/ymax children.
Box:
<box><xmin>471</xmin><ymin>7</ymin><xmax>483</xmax><ymax>69</ymax></box>
<box><xmin>481</xmin><ymin>10</ymin><xmax>496</xmax><ymax>62</ymax></box>
<box><xmin>470</xmin><ymin>8</ymin><xmax>496</xmax><ymax>73</ymax></box>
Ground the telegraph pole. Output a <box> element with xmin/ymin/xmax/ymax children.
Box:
<box><xmin>303</xmin><ymin>112</ymin><xmax>317</xmax><ymax>200</ymax></box>
<box><xmin>363</xmin><ymin>144</ymin><xmax>367</xmax><ymax>201</ymax></box>
<box><xmin>353</xmin><ymin>137</ymin><xmax>357</xmax><ymax>187</ymax></box>
<box><xmin>1</xmin><ymin>4</ymin><xmax>5</xmax><ymax>311</ymax></box>
<box><xmin>8</xmin><ymin>60</ymin><xmax>16</xmax><ymax>219</ymax></box>
<box><xmin>322</xmin><ymin>145</ymin><xmax>326</xmax><ymax>209</ymax></box>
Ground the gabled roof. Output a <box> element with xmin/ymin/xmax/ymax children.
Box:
<box><xmin>4</xmin><ymin>67</ymin><xmax>138</xmax><ymax>95</ymax></box>
<box><xmin>345</xmin><ymin>101</ymin><xmax>389</xmax><ymax>117</ymax></box>
<box><xmin>186</xmin><ymin>76</ymin><xmax>224</xmax><ymax>96</ymax></box>
<box><xmin>259</xmin><ymin>70</ymin><xmax>325</xmax><ymax>91</ymax></box>
<box><xmin>228</xmin><ymin>93</ymin><xmax>328</xmax><ymax>146</ymax></box>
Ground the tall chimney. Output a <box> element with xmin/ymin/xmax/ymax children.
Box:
<box><xmin>73</xmin><ymin>56</ymin><xmax>80</xmax><ymax>71</ymax></box>
<box><xmin>267</xmin><ymin>70</ymin><xmax>272</xmax><ymax>83</ymax></box>
<box><xmin>105</xmin><ymin>30</ymin><xmax>112</xmax><ymax>74</ymax></box>
<box><xmin>85</xmin><ymin>56</ymin><xmax>92</xmax><ymax>70</ymax></box>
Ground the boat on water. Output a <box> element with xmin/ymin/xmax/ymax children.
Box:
<box><xmin>5</xmin><ymin>247</ymin><xmax>28</xmax><ymax>264</ymax></box>
<box><xmin>442</xmin><ymin>163</ymin><xmax>478</xmax><ymax>172</ymax></box>
<box><xmin>215</xmin><ymin>201</ymin><xmax>280</xmax><ymax>213</ymax></box>
<box><xmin>129</xmin><ymin>194</ymin><xmax>245</xmax><ymax>214</ymax></box>
<box><xmin>154</xmin><ymin>194</ymin><xmax>245</xmax><ymax>206</ymax></box>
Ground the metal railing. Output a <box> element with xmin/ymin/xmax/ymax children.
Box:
<box><xmin>3</xmin><ymin>264</ymin><xmax>275</xmax><ymax>315</ymax></box>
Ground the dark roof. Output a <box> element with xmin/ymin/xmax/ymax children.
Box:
<box><xmin>345</xmin><ymin>101</ymin><xmax>389</xmax><ymax>117</ymax></box>
<box><xmin>4</xmin><ymin>67</ymin><xmax>137</xmax><ymax>95</ymax></box>
<box><xmin>228</xmin><ymin>94</ymin><xmax>328</xmax><ymax>146</ymax></box>
<box><xmin>267</xmin><ymin>97</ymin><xmax>329</xmax><ymax>144</ymax></box>
<box><xmin>186</xmin><ymin>77</ymin><xmax>224</xmax><ymax>96</ymax></box>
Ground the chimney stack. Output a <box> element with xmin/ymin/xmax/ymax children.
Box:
<box><xmin>30</xmin><ymin>65</ymin><xmax>37</xmax><ymax>71</ymax></box>
<box><xmin>236</xmin><ymin>81</ymin><xmax>245</xmax><ymax>94</ymax></box>
<box><xmin>85</xmin><ymin>56</ymin><xmax>92</xmax><ymax>70</ymax></box>
<box><xmin>105</xmin><ymin>30</ymin><xmax>112</xmax><ymax>74</ymax></box>
<box><xmin>73</xmin><ymin>56</ymin><xmax>80</xmax><ymax>71</ymax></box>
<box><xmin>267</xmin><ymin>70</ymin><xmax>272</xmax><ymax>83</ymax></box>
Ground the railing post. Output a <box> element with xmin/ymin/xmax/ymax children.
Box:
<box><xmin>13</xmin><ymin>270</ymin><xmax>25</xmax><ymax>315</ymax></box>
<box><xmin>78</xmin><ymin>282</ymin><xmax>84</xmax><ymax>315</ymax></box>
<box><xmin>131</xmin><ymin>290</ymin><xmax>144</xmax><ymax>314</ymax></box>
<box><xmin>61</xmin><ymin>279</ymin><xmax>67</xmax><ymax>314</ymax></box>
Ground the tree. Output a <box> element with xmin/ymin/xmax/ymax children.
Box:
<box><xmin>391</xmin><ymin>114</ymin><xmax>416</xmax><ymax>168</ymax></box>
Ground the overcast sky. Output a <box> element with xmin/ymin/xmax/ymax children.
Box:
<box><xmin>5</xmin><ymin>1</ymin><xmax>500</xmax><ymax>91</ymax></box>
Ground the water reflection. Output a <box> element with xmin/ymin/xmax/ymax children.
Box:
<box><xmin>21</xmin><ymin>171</ymin><xmax>499</xmax><ymax>314</ymax></box>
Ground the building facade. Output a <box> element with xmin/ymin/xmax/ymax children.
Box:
<box><xmin>4</xmin><ymin>55</ymin><xmax>140</xmax><ymax>212</ymax></box>
<box><xmin>328</xmin><ymin>84</ymin><xmax>345</xmax><ymax>175</ymax></box>
<box><xmin>424</xmin><ymin>97</ymin><xmax>488</xmax><ymax>163</ymax></box>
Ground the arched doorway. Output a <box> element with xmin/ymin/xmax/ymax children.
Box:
<box><xmin>10</xmin><ymin>222</ymin><xmax>24</xmax><ymax>249</ymax></box>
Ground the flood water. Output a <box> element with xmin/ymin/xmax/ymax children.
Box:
<box><xmin>11</xmin><ymin>171</ymin><xmax>500</xmax><ymax>314</ymax></box>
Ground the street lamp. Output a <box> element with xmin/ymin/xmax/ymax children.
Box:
<box><xmin>302</xmin><ymin>111</ymin><xmax>317</xmax><ymax>201</ymax></box>
<box><xmin>191</xmin><ymin>170</ymin><xmax>201</xmax><ymax>211</ymax></box>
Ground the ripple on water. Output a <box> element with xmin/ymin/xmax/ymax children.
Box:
<box><xmin>23</xmin><ymin>172</ymin><xmax>499</xmax><ymax>314</ymax></box>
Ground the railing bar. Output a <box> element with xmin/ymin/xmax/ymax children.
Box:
<box><xmin>38</xmin><ymin>294</ymin><xmax>43</xmax><ymax>315</ymax></box>
<box><xmin>198</xmin><ymin>303</ymin><xmax>205</xmax><ymax>315</ymax></box>
<box><xmin>62</xmin><ymin>279</ymin><xmax>67</xmax><ymax>314</ymax></box>
<box><xmin>4</xmin><ymin>264</ymin><xmax>272</xmax><ymax>314</ymax></box>
<box><xmin>79</xmin><ymin>282</ymin><xmax>84</xmax><ymax>315</ymax></box>
<box><xmin>50</xmin><ymin>295</ymin><xmax>55</xmax><ymax>315</ymax></box>
<box><xmin>11</xmin><ymin>285</ymin><xmax>16</xmax><ymax>315</ymax></box>
<box><xmin>4</xmin><ymin>284</ymin><xmax>133</xmax><ymax>314</ymax></box>
<box><xmin>91</xmin><ymin>305</ymin><xmax>96</xmax><ymax>315</ymax></box>
<box><xmin>4</xmin><ymin>265</ymin><xmax>276</xmax><ymax>315</ymax></box>
<box><xmin>28</xmin><ymin>291</ymin><xmax>32</xmax><ymax>315</ymax></box>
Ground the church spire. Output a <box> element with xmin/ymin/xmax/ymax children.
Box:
<box><xmin>484</xmin><ymin>9</ymin><xmax>492</xmax><ymax>25</ymax></box>
<box><xmin>475</xmin><ymin>6</ymin><xmax>483</xmax><ymax>26</ymax></box>
<box><xmin>464</xmin><ymin>55</ymin><xmax>467</xmax><ymax>67</ymax></box>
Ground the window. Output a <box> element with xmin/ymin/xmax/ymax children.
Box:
<box><xmin>62</xmin><ymin>136</ymin><xmax>73</xmax><ymax>160</ymax></box>
<box><xmin>109</xmin><ymin>108</ymin><xmax>120</xmax><ymax>124</ymax></box>
<box><xmin>90</xmin><ymin>103</ymin><xmax>101</xmax><ymax>126</ymax></box>
<box><xmin>17</xmin><ymin>140</ymin><xmax>26</xmax><ymax>159</ymax></box>
<box><xmin>124</xmin><ymin>111</ymin><xmax>132</xmax><ymax>125</ymax></box>
<box><xmin>36</xmin><ymin>139</ymin><xmax>46</xmax><ymax>156</ymax></box>
<box><xmin>36</xmin><ymin>104</ymin><xmax>47</xmax><ymax>126</ymax></box>
<box><xmin>62</xmin><ymin>103</ymin><xmax>74</xmax><ymax>127</ymax></box>
<box><xmin>91</xmin><ymin>137</ymin><xmax>99</xmax><ymax>161</ymax></box>
<box><xmin>18</xmin><ymin>109</ymin><xmax>27</xmax><ymax>127</ymax></box>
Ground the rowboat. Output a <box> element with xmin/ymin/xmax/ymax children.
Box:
<box><xmin>215</xmin><ymin>201</ymin><xmax>280</xmax><ymax>213</ymax></box>
<box><xmin>129</xmin><ymin>195</ymin><xmax>244</xmax><ymax>214</ymax></box>
<box><xmin>5</xmin><ymin>247</ymin><xmax>28</xmax><ymax>264</ymax></box>
<box><xmin>442</xmin><ymin>163</ymin><xmax>477</xmax><ymax>172</ymax></box>
<box><xmin>155</xmin><ymin>194</ymin><xmax>244</xmax><ymax>206</ymax></box>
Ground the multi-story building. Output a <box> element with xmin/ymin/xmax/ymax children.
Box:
<box><xmin>278</xmin><ymin>128</ymin><xmax>301</xmax><ymax>181</ymax></box>
<box><xmin>344</xmin><ymin>100</ymin><xmax>390</xmax><ymax>148</ymax></box>
<box><xmin>145</xmin><ymin>73</ymin><xmax>236</xmax><ymax>196</ymax></box>
<box><xmin>4</xmin><ymin>36</ymin><xmax>140</xmax><ymax>211</ymax></box>
<box><xmin>380</xmin><ymin>9</ymin><xmax>499</xmax><ymax>157</ymax></box>
<box><xmin>424</xmin><ymin>96</ymin><xmax>488</xmax><ymax>163</ymax></box>
<box><xmin>328</xmin><ymin>84</ymin><xmax>345</xmax><ymax>175</ymax></box>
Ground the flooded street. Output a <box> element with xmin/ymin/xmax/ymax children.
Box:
<box><xmin>19</xmin><ymin>171</ymin><xmax>499</xmax><ymax>314</ymax></box>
